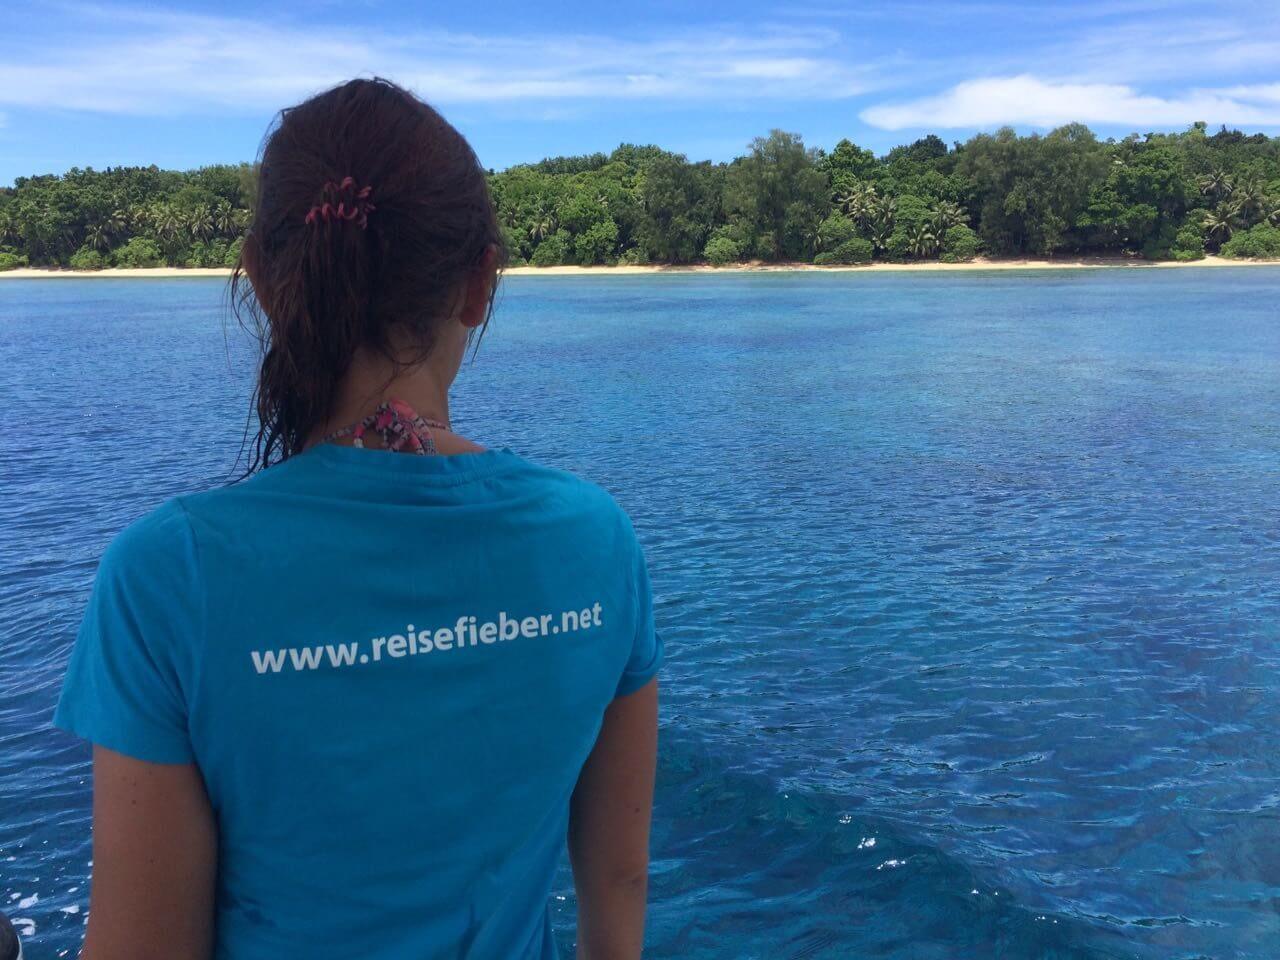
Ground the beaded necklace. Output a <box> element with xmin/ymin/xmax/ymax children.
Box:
<box><xmin>323</xmin><ymin>397</ymin><xmax>448</xmax><ymax>455</ymax></box>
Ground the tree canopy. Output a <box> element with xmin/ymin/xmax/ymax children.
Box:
<box><xmin>3</xmin><ymin>122</ymin><xmax>1279</xmax><ymax>272</ymax></box>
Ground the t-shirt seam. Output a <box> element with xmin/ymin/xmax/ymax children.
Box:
<box><xmin>623</xmin><ymin>517</ymin><xmax>649</xmax><ymax>694</ymax></box>
<box><xmin>170</xmin><ymin>496</ymin><xmax>208</xmax><ymax>739</ymax></box>
<box><xmin>278</xmin><ymin>453</ymin><xmax>524</xmax><ymax>489</ymax></box>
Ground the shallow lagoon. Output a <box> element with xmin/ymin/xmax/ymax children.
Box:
<box><xmin>2</xmin><ymin>268</ymin><xmax>1279</xmax><ymax>958</ymax></box>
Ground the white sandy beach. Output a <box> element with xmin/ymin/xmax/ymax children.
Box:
<box><xmin>1</xmin><ymin>256</ymin><xmax>1276</xmax><ymax>280</ymax></box>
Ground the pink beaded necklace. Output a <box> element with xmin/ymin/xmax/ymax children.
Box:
<box><xmin>323</xmin><ymin>398</ymin><xmax>449</xmax><ymax>455</ymax></box>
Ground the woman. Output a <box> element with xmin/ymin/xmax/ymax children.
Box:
<box><xmin>55</xmin><ymin>78</ymin><xmax>662</xmax><ymax>960</ymax></box>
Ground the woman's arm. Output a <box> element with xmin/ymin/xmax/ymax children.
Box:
<box><xmin>82</xmin><ymin>746</ymin><xmax>217</xmax><ymax>960</ymax></box>
<box><xmin>569</xmin><ymin>679</ymin><xmax>658</xmax><ymax>960</ymax></box>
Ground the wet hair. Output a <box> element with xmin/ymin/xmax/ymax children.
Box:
<box><xmin>232</xmin><ymin>77</ymin><xmax>505</xmax><ymax>472</ymax></box>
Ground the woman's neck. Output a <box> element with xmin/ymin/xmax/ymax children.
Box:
<box><xmin>308</xmin><ymin>349</ymin><xmax>482</xmax><ymax>454</ymax></box>
<box><xmin>335</xmin><ymin>373</ymin><xmax>451</xmax><ymax>430</ymax></box>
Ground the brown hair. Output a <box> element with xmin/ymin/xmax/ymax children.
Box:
<box><xmin>232</xmin><ymin>77</ymin><xmax>505</xmax><ymax>472</ymax></box>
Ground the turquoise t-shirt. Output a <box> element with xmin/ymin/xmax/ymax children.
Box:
<box><xmin>54</xmin><ymin>443</ymin><xmax>662</xmax><ymax>960</ymax></box>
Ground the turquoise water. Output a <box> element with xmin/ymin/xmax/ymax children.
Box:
<box><xmin>2</xmin><ymin>269</ymin><xmax>1279</xmax><ymax>958</ymax></box>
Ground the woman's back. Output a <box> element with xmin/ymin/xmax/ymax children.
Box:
<box><xmin>58</xmin><ymin>443</ymin><xmax>660</xmax><ymax>958</ymax></box>
<box><xmin>55</xmin><ymin>77</ymin><xmax>662</xmax><ymax>960</ymax></box>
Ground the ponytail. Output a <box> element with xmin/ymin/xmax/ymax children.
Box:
<box><xmin>232</xmin><ymin>78</ymin><xmax>505</xmax><ymax>473</ymax></box>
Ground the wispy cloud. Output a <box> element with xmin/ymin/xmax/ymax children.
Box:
<box><xmin>0</xmin><ymin>5</ymin><xmax>878</xmax><ymax>115</ymax></box>
<box><xmin>7</xmin><ymin>0</ymin><xmax>1280</xmax><ymax>172</ymax></box>
<box><xmin>1034</xmin><ymin>23</ymin><xmax>1280</xmax><ymax>89</ymax></box>
<box><xmin>860</xmin><ymin>75</ymin><xmax>1280</xmax><ymax>130</ymax></box>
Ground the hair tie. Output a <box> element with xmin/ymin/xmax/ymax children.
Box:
<box><xmin>304</xmin><ymin>176</ymin><xmax>376</xmax><ymax>229</ymax></box>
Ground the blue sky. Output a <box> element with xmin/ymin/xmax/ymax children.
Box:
<box><xmin>3</xmin><ymin>0</ymin><xmax>1280</xmax><ymax>184</ymax></box>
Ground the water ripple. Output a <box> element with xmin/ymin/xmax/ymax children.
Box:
<box><xmin>3</xmin><ymin>270</ymin><xmax>1280</xmax><ymax>957</ymax></box>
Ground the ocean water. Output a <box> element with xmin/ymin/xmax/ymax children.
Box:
<box><xmin>2</xmin><ymin>269</ymin><xmax>1279</xmax><ymax>959</ymax></box>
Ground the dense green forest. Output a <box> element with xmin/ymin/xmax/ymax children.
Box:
<box><xmin>3</xmin><ymin>121</ymin><xmax>1280</xmax><ymax>272</ymax></box>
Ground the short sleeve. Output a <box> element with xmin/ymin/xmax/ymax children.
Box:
<box><xmin>614</xmin><ymin>527</ymin><xmax>663</xmax><ymax>699</ymax></box>
<box><xmin>53</xmin><ymin>500</ymin><xmax>203</xmax><ymax>764</ymax></box>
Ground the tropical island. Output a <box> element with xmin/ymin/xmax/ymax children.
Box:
<box><xmin>2</xmin><ymin>122</ymin><xmax>1279</xmax><ymax>274</ymax></box>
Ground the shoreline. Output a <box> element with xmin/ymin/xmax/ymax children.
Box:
<box><xmin>1</xmin><ymin>255</ymin><xmax>1277</xmax><ymax>280</ymax></box>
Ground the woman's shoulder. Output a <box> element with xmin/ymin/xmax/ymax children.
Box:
<box><xmin>103</xmin><ymin>497</ymin><xmax>196</xmax><ymax>562</ymax></box>
<box><xmin>92</xmin><ymin>497</ymin><xmax>201</xmax><ymax>598</ymax></box>
<box><xmin>506</xmin><ymin>456</ymin><xmax>629</xmax><ymax>510</ymax></box>
<box><xmin>500</xmin><ymin>456</ymin><xmax>640</xmax><ymax>541</ymax></box>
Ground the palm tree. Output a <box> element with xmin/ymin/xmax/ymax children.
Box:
<box><xmin>929</xmin><ymin>200</ymin><xmax>968</xmax><ymax>237</ymax></box>
<box><xmin>186</xmin><ymin>206</ymin><xmax>215</xmax><ymax>242</ymax></box>
<box><xmin>500</xmin><ymin>205</ymin><xmax>521</xmax><ymax>229</ymax></box>
<box><xmin>1198</xmin><ymin>169</ymin><xmax>1232</xmax><ymax>199</ymax></box>
<box><xmin>104</xmin><ymin>209</ymin><xmax>128</xmax><ymax>239</ymax></box>
<box><xmin>856</xmin><ymin>183</ymin><xmax>881</xmax><ymax>228</ymax></box>
<box><xmin>833</xmin><ymin>184</ymin><xmax>858</xmax><ymax>216</ymax></box>
<box><xmin>80</xmin><ymin>209</ymin><xmax>128</xmax><ymax>256</ymax></box>
<box><xmin>906</xmin><ymin>223</ymin><xmax>938</xmax><ymax>258</ymax></box>
<box><xmin>212</xmin><ymin>200</ymin><xmax>239</xmax><ymax>238</ymax></box>
<box><xmin>1231</xmin><ymin>177</ymin><xmax>1267</xmax><ymax>224</ymax></box>
<box><xmin>150</xmin><ymin>203</ymin><xmax>184</xmax><ymax>254</ymax></box>
<box><xmin>84</xmin><ymin>223</ymin><xmax>112</xmax><ymax>253</ymax></box>
<box><xmin>1201</xmin><ymin>202</ymin><xmax>1240</xmax><ymax>247</ymax></box>
<box><xmin>869</xmin><ymin>219</ymin><xmax>893</xmax><ymax>254</ymax></box>
<box><xmin>1265</xmin><ymin>200</ymin><xmax>1280</xmax><ymax>227</ymax></box>
<box><xmin>527</xmin><ymin>207</ymin><xmax>557</xmax><ymax>243</ymax></box>
<box><xmin>871</xmin><ymin>196</ymin><xmax>897</xmax><ymax>234</ymax></box>
<box><xmin>835</xmin><ymin>181</ymin><xmax>878</xmax><ymax>229</ymax></box>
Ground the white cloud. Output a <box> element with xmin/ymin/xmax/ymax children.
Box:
<box><xmin>10</xmin><ymin>2</ymin><xmax>1280</xmax><ymax>142</ymax></box>
<box><xmin>860</xmin><ymin>75</ymin><xmax>1280</xmax><ymax>130</ymax></box>
<box><xmin>0</xmin><ymin>6</ymin><xmax>876</xmax><ymax>115</ymax></box>
<box><xmin>1218</xmin><ymin>83</ymin><xmax>1280</xmax><ymax>104</ymax></box>
<box><xmin>723</xmin><ymin>58</ymin><xmax>822</xmax><ymax>80</ymax></box>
